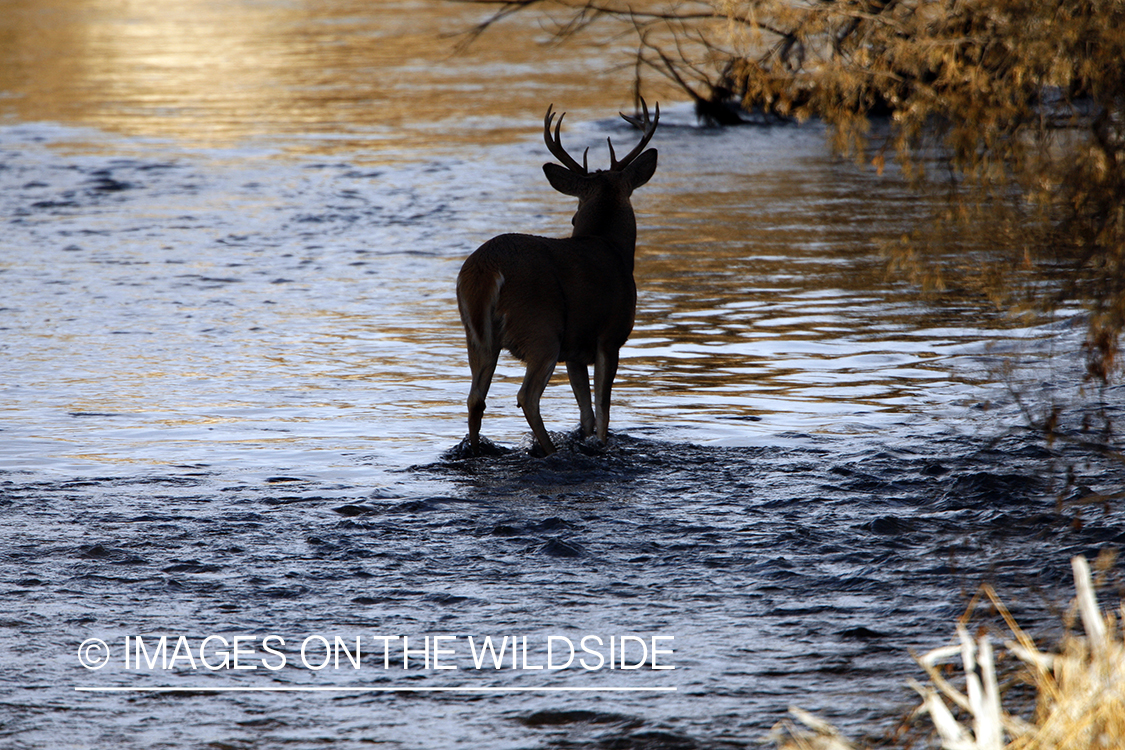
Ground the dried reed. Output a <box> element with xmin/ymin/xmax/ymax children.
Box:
<box><xmin>770</xmin><ymin>554</ymin><xmax>1124</xmax><ymax>750</ymax></box>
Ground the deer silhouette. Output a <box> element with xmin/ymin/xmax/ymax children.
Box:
<box><xmin>456</xmin><ymin>99</ymin><xmax>659</xmax><ymax>456</ymax></box>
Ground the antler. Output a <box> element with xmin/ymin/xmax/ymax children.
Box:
<box><xmin>544</xmin><ymin>104</ymin><xmax>589</xmax><ymax>174</ymax></box>
<box><xmin>608</xmin><ymin>97</ymin><xmax>659</xmax><ymax>171</ymax></box>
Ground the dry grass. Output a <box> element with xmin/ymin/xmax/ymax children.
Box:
<box><xmin>770</xmin><ymin>554</ymin><xmax>1124</xmax><ymax>750</ymax></box>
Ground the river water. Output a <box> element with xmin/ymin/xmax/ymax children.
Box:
<box><xmin>2</xmin><ymin>2</ymin><xmax>1123</xmax><ymax>749</ymax></box>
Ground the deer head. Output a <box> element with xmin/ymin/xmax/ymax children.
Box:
<box><xmin>542</xmin><ymin>100</ymin><xmax>659</xmax><ymax>248</ymax></box>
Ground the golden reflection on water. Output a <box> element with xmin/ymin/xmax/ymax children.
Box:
<box><xmin>0</xmin><ymin>0</ymin><xmax>1037</xmax><ymax>448</ymax></box>
<box><xmin>0</xmin><ymin>0</ymin><xmax>669</xmax><ymax>154</ymax></box>
<box><xmin>616</xmin><ymin>141</ymin><xmax>1015</xmax><ymax>423</ymax></box>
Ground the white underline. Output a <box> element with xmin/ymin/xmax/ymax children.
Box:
<box><xmin>75</xmin><ymin>686</ymin><xmax>677</xmax><ymax>693</ymax></box>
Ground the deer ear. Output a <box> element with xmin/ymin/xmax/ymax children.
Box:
<box><xmin>624</xmin><ymin>149</ymin><xmax>657</xmax><ymax>191</ymax></box>
<box><xmin>543</xmin><ymin>163</ymin><xmax>584</xmax><ymax>196</ymax></box>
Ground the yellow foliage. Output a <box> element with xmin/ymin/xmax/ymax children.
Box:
<box><xmin>725</xmin><ymin>0</ymin><xmax>1125</xmax><ymax>380</ymax></box>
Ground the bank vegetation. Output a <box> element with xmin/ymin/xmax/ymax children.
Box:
<box><xmin>772</xmin><ymin>553</ymin><xmax>1124</xmax><ymax>750</ymax></box>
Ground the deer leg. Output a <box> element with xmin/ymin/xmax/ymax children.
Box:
<box><xmin>466</xmin><ymin>340</ymin><xmax>501</xmax><ymax>454</ymax></box>
<box><xmin>517</xmin><ymin>350</ymin><xmax>559</xmax><ymax>456</ymax></box>
<box><xmin>593</xmin><ymin>347</ymin><xmax>620</xmax><ymax>444</ymax></box>
<box><xmin>566</xmin><ymin>361</ymin><xmax>595</xmax><ymax>437</ymax></box>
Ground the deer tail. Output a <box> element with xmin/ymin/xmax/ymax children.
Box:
<box><xmin>457</xmin><ymin>263</ymin><xmax>504</xmax><ymax>354</ymax></box>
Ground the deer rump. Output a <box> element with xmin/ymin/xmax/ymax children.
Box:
<box><xmin>458</xmin><ymin>233</ymin><xmax>636</xmax><ymax>366</ymax></box>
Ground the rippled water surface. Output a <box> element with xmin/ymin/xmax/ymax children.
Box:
<box><xmin>2</xmin><ymin>2</ymin><xmax>1124</xmax><ymax>749</ymax></box>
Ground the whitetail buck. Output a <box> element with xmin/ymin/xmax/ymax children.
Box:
<box><xmin>456</xmin><ymin>99</ymin><xmax>659</xmax><ymax>456</ymax></box>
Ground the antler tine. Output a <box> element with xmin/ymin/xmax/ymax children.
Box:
<box><xmin>608</xmin><ymin>97</ymin><xmax>660</xmax><ymax>171</ymax></box>
<box><xmin>619</xmin><ymin>96</ymin><xmax>651</xmax><ymax>130</ymax></box>
<box><xmin>544</xmin><ymin>104</ymin><xmax>588</xmax><ymax>174</ymax></box>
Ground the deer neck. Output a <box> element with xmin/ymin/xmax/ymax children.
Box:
<box><xmin>570</xmin><ymin>201</ymin><xmax>637</xmax><ymax>259</ymax></box>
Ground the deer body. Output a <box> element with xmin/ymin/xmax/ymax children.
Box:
<box><xmin>460</xmin><ymin>233</ymin><xmax>636</xmax><ymax>365</ymax></box>
<box><xmin>457</xmin><ymin>101</ymin><xmax>659</xmax><ymax>456</ymax></box>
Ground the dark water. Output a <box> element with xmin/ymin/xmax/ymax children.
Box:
<box><xmin>2</xmin><ymin>2</ymin><xmax>1124</xmax><ymax>748</ymax></box>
